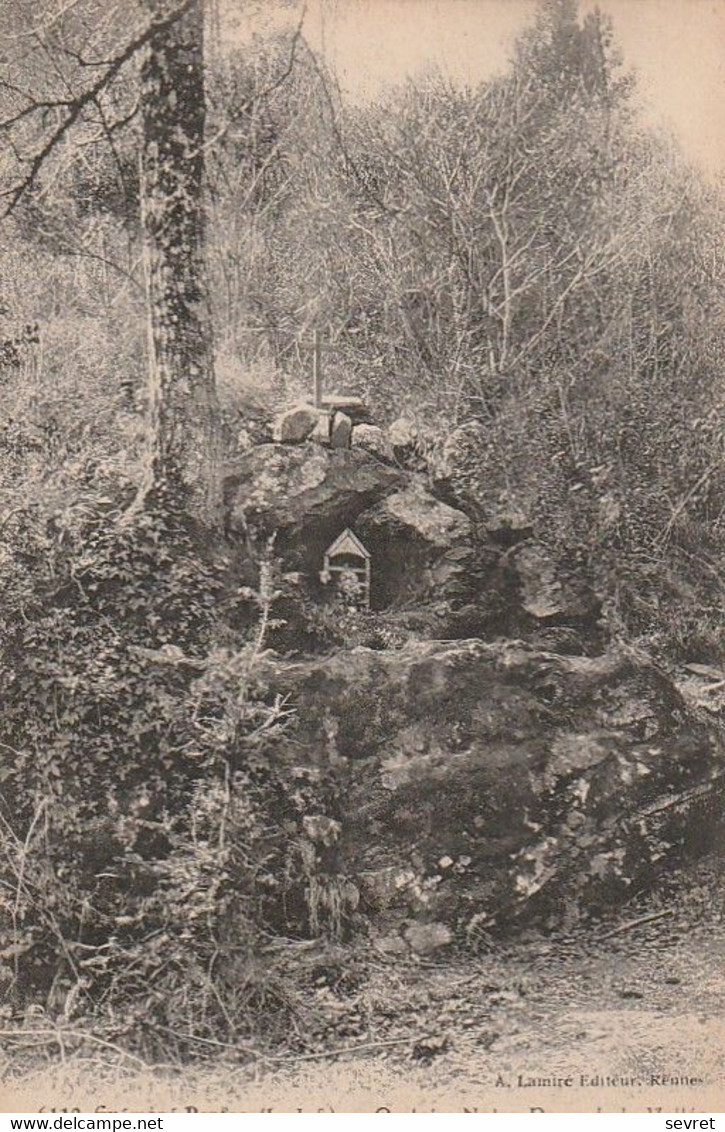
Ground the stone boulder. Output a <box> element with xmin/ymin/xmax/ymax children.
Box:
<box><xmin>274</xmin><ymin>639</ymin><xmax>724</xmax><ymax>933</ymax></box>
<box><xmin>271</xmin><ymin>404</ymin><xmax>320</xmax><ymax>444</ymax></box>
<box><xmin>225</xmin><ymin>443</ymin><xmax>404</xmax><ymax>534</ymax></box>
<box><xmin>330</xmin><ymin>411</ymin><xmax>352</xmax><ymax>450</ymax></box>
<box><xmin>357</xmin><ymin>481</ymin><xmax>475</xmax><ymax>605</ymax></box>
<box><xmin>380</xmin><ymin>482</ymin><xmax>471</xmax><ymax>548</ymax></box>
<box><xmin>311</xmin><ymin>411</ymin><xmax>332</xmax><ymax>445</ymax></box>
<box><xmin>351</xmin><ymin>424</ymin><xmax>394</xmax><ymax>462</ymax></box>
<box><xmin>224</xmin><ymin>444</ymin><xmax>406</xmax><ymax>580</ymax></box>
<box><xmin>510</xmin><ymin>541</ymin><xmax>599</xmax><ymax>622</ymax></box>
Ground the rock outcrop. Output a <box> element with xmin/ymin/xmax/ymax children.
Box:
<box><xmin>224</xmin><ymin>445</ymin><xmax>478</xmax><ymax>608</ymax></box>
<box><xmin>223</xmin><ymin>408</ymin><xmax>724</xmax><ymax>938</ymax></box>
<box><xmin>274</xmin><ymin>638</ymin><xmax>724</xmax><ymax>934</ymax></box>
<box><xmin>222</xmin><ymin>431</ymin><xmax>609</xmax><ymax>635</ymax></box>
<box><xmin>357</xmin><ymin>482</ymin><xmax>475</xmax><ymax>605</ymax></box>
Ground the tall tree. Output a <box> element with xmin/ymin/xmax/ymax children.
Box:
<box><xmin>0</xmin><ymin>0</ymin><xmax>222</xmax><ymax>523</ymax></box>
<box><xmin>139</xmin><ymin>0</ymin><xmax>221</xmax><ymax>521</ymax></box>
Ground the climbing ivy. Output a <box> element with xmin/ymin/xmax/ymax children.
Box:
<box><xmin>0</xmin><ymin>494</ymin><xmax>348</xmax><ymax>1053</ymax></box>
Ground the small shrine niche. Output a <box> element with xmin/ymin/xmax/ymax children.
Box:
<box><xmin>319</xmin><ymin>529</ymin><xmax>371</xmax><ymax>611</ymax></box>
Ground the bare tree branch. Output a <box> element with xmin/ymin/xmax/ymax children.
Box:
<box><xmin>0</xmin><ymin>0</ymin><xmax>86</xmax><ymax>43</ymax></box>
<box><xmin>299</xmin><ymin>37</ymin><xmax>399</xmax><ymax>218</ymax></box>
<box><xmin>204</xmin><ymin>4</ymin><xmax>306</xmax><ymax>158</ymax></box>
<box><xmin>0</xmin><ymin>0</ymin><xmax>191</xmax><ymax>218</ymax></box>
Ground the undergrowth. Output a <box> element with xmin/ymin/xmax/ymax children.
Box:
<box><xmin>0</xmin><ymin>488</ymin><xmax>356</xmax><ymax>1059</ymax></box>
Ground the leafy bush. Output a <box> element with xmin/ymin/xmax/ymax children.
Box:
<box><xmin>0</xmin><ymin>491</ymin><xmax>352</xmax><ymax>1055</ymax></box>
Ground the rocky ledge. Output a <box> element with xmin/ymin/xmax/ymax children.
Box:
<box><xmin>272</xmin><ymin>638</ymin><xmax>724</xmax><ymax>944</ymax></box>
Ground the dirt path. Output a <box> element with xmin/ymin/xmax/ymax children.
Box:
<box><xmin>3</xmin><ymin>853</ymin><xmax>724</xmax><ymax>1112</ymax></box>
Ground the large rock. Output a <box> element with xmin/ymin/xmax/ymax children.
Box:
<box><xmin>357</xmin><ymin>481</ymin><xmax>475</xmax><ymax>605</ymax></box>
<box><xmin>274</xmin><ymin>639</ymin><xmax>724</xmax><ymax>933</ymax></box>
<box><xmin>510</xmin><ymin>541</ymin><xmax>599</xmax><ymax>622</ymax></box>
<box><xmin>225</xmin><ymin>444</ymin><xmax>405</xmax><ymax>534</ymax></box>
<box><xmin>330</xmin><ymin>411</ymin><xmax>352</xmax><ymax>449</ymax></box>
<box><xmin>224</xmin><ymin>444</ymin><xmax>406</xmax><ymax>577</ymax></box>
<box><xmin>351</xmin><ymin>424</ymin><xmax>393</xmax><ymax>462</ymax></box>
<box><xmin>311</xmin><ymin>411</ymin><xmax>332</xmax><ymax>445</ymax></box>
<box><xmin>380</xmin><ymin>482</ymin><xmax>471</xmax><ymax>548</ymax></box>
<box><xmin>271</xmin><ymin>404</ymin><xmax>320</xmax><ymax>444</ymax></box>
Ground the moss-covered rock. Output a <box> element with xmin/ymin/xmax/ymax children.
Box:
<box><xmin>274</xmin><ymin>638</ymin><xmax>724</xmax><ymax>934</ymax></box>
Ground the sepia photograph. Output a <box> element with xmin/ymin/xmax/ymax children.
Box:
<box><xmin>0</xmin><ymin>0</ymin><xmax>723</xmax><ymax>1115</ymax></box>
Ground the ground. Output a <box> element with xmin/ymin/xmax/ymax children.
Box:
<box><xmin>2</xmin><ymin>848</ymin><xmax>723</xmax><ymax>1113</ymax></box>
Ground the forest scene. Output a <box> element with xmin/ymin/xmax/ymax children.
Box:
<box><xmin>0</xmin><ymin>0</ymin><xmax>724</xmax><ymax>1111</ymax></box>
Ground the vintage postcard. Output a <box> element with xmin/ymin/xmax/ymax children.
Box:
<box><xmin>0</xmin><ymin>0</ymin><xmax>723</xmax><ymax>1115</ymax></box>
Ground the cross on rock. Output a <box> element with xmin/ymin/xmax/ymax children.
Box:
<box><xmin>309</xmin><ymin>327</ymin><xmax>367</xmax><ymax>420</ymax></box>
<box><xmin>311</xmin><ymin>326</ymin><xmax>327</xmax><ymax>408</ymax></box>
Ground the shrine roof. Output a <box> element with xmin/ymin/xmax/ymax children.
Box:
<box><xmin>325</xmin><ymin>528</ymin><xmax>371</xmax><ymax>560</ymax></box>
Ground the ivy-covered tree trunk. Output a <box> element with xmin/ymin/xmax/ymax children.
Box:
<box><xmin>140</xmin><ymin>0</ymin><xmax>222</xmax><ymax>523</ymax></box>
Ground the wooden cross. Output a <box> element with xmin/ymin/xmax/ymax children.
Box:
<box><xmin>311</xmin><ymin>327</ymin><xmax>328</xmax><ymax>408</ymax></box>
<box><xmin>310</xmin><ymin>326</ymin><xmax>366</xmax><ymax>418</ymax></box>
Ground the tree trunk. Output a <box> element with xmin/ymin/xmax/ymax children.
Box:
<box><xmin>139</xmin><ymin>0</ymin><xmax>221</xmax><ymax>524</ymax></box>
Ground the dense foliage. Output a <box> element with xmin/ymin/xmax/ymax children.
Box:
<box><xmin>0</xmin><ymin>0</ymin><xmax>724</xmax><ymax>1060</ymax></box>
<box><xmin>2</xmin><ymin>1</ymin><xmax>723</xmax><ymax>656</ymax></box>
<box><xmin>0</xmin><ymin>493</ymin><xmax>355</xmax><ymax>1052</ymax></box>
